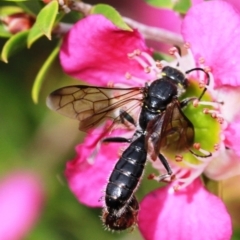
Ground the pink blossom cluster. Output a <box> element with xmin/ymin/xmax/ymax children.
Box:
<box><xmin>59</xmin><ymin>1</ymin><xmax>240</xmax><ymax>239</ymax></box>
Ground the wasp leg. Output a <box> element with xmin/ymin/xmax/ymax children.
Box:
<box><xmin>102</xmin><ymin>137</ymin><xmax>132</xmax><ymax>143</ymax></box>
<box><xmin>120</xmin><ymin>109</ymin><xmax>136</xmax><ymax>127</ymax></box>
<box><xmin>180</xmin><ymin>97</ymin><xmax>197</xmax><ymax>108</ymax></box>
<box><xmin>158</xmin><ymin>153</ymin><xmax>173</xmax><ymax>176</ymax></box>
<box><xmin>149</xmin><ymin>154</ymin><xmax>173</xmax><ymax>182</ymax></box>
<box><xmin>103</xmin><ymin>110</ymin><xmax>135</xmax><ymax>144</ymax></box>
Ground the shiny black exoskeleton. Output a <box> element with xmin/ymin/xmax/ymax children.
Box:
<box><xmin>102</xmin><ymin>195</ymin><xmax>139</xmax><ymax>231</ymax></box>
<box><xmin>105</xmin><ymin>135</ymin><xmax>147</xmax><ymax>212</ymax></box>
<box><xmin>139</xmin><ymin>66</ymin><xmax>187</xmax><ymax>130</ymax></box>
<box><xmin>104</xmin><ymin>66</ymin><xmax>188</xmax><ymax>215</ymax></box>
<box><xmin>47</xmin><ymin>64</ymin><xmax>209</xmax><ymax>231</ymax></box>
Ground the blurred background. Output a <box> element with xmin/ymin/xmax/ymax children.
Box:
<box><xmin>0</xmin><ymin>0</ymin><xmax>240</xmax><ymax>239</ymax></box>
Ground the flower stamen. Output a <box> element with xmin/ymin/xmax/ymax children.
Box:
<box><xmin>182</xmin><ymin>42</ymin><xmax>197</xmax><ymax>70</ymax></box>
<box><xmin>144</xmin><ymin>66</ymin><xmax>151</xmax><ymax>73</ymax></box>
<box><xmin>197</xmin><ymin>100</ymin><xmax>221</xmax><ymax>109</ymax></box>
<box><xmin>127</xmin><ymin>49</ymin><xmax>142</xmax><ymax>58</ymax></box>
<box><xmin>125</xmin><ymin>72</ymin><xmax>147</xmax><ymax>84</ymax></box>
<box><xmin>197</xmin><ymin>57</ymin><xmax>208</xmax><ymax>81</ymax></box>
<box><xmin>174</xmin><ymin>167</ymin><xmax>205</xmax><ymax>189</ymax></box>
<box><xmin>169</xmin><ymin>47</ymin><xmax>182</xmax><ymax>64</ymax></box>
<box><xmin>126</xmin><ymin>50</ymin><xmax>164</xmax><ymax>83</ymax></box>
<box><xmin>214</xmin><ymin>143</ymin><xmax>220</xmax><ymax>151</ymax></box>
<box><xmin>107</xmin><ymin>81</ymin><xmax>114</xmax><ymax>87</ymax></box>
<box><xmin>155</xmin><ymin>60</ymin><xmax>169</xmax><ymax>69</ymax></box>
<box><xmin>131</xmin><ymin>55</ymin><xmax>149</xmax><ymax>69</ymax></box>
<box><xmin>175</xmin><ymin>155</ymin><xmax>183</xmax><ymax>162</ymax></box>
<box><xmin>141</xmin><ymin>51</ymin><xmax>159</xmax><ymax>69</ymax></box>
<box><xmin>203</xmin><ymin>108</ymin><xmax>225</xmax><ymax>122</ymax></box>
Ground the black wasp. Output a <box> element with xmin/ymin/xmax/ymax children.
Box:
<box><xmin>47</xmin><ymin>65</ymin><xmax>209</xmax><ymax>231</ymax></box>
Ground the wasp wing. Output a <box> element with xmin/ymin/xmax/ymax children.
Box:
<box><xmin>146</xmin><ymin>98</ymin><xmax>194</xmax><ymax>158</ymax></box>
<box><xmin>47</xmin><ymin>85</ymin><xmax>143</xmax><ymax>131</ymax></box>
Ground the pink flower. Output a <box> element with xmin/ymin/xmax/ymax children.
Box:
<box><xmin>181</xmin><ymin>0</ymin><xmax>240</xmax><ymax>181</ymax></box>
<box><xmin>0</xmin><ymin>172</ymin><xmax>43</xmax><ymax>240</ymax></box>
<box><xmin>60</xmin><ymin>15</ymin><xmax>151</xmax><ymax>87</ymax></box>
<box><xmin>138</xmin><ymin>178</ymin><xmax>231</xmax><ymax>240</ymax></box>
<box><xmin>65</xmin><ymin>122</ymin><xmax>130</xmax><ymax>207</ymax></box>
<box><xmin>59</xmin><ymin>1</ymin><xmax>240</xmax><ymax>239</ymax></box>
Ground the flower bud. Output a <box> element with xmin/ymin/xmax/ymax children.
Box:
<box><xmin>1</xmin><ymin>13</ymin><xmax>35</xmax><ymax>34</ymax></box>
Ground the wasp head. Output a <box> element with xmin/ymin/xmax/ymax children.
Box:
<box><xmin>161</xmin><ymin>66</ymin><xmax>188</xmax><ymax>91</ymax></box>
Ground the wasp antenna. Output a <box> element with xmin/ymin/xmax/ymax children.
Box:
<box><xmin>185</xmin><ymin>67</ymin><xmax>210</xmax><ymax>101</ymax></box>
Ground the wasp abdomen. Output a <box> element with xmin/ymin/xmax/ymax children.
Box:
<box><xmin>105</xmin><ymin>136</ymin><xmax>147</xmax><ymax>212</ymax></box>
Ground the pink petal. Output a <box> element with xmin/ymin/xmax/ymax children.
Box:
<box><xmin>103</xmin><ymin>0</ymin><xmax>182</xmax><ymax>52</ymax></box>
<box><xmin>182</xmin><ymin>1</ymin><xmax>240</xmax><ymax>87</ymax></box>
<box><xmin>203</xmin><ymin>86</ymin><xmax>240</xmax><ymax>179</ymax></box>
<box><xmin>218</xmin><ymin>86</ymin><xmax>240</xmax><ymax>123</ymax></box>
<box><xmin>0</xmin><ymin>172</ymin><xmax>43</xmax><ymax>240</ymax></box>
<box><xmin>191</xmin><ymin>0</ymin><xmax>203</xmax><ymax>4</ymax></box>
<box><xmin>224</xmin><ymin>113</ymin><xmax>240</xmax><ymax>156</ymax></box>
<box><xmin>60</xmin><ymin>14</ymin><xmax>151</xmax><ymax>86</ymax></box>
<box><xmin>139</xmin><ymin>178</ymin><xmax>232</xmax><ymax>240</ymax></box>
<box><xmin>227</xmin><ymin>0</ymin><xmax>240</xmax><ymax>11</ymax></box>
<box><xmin>204</xmin><ymin>147</ymin><xmax>240</xmax><ymax>180</ymax></box>
<box><xmin>65</xmin><ymin>124</ymin><xmax>129</xmax><ymax>207</ymax></box>
<box><xmin>122</xmin><ymin>0</ymin><xmax>182</xmax><ymax>52</ymax></box>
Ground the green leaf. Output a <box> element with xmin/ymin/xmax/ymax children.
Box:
<box><xmin>145</xmin><ymin>0</ymin><xmax>173</xmax><ymax>8</ymax></box>
<box><xmin>32</xmin><ymin>42</ymin><xmax>60</xmax><ymax>104</ymax></box>
<box><xmin>173</xmin><ymin>0</ymin><xmax>191</xmax><ymax>13</ymax></box>
<box><xmin>144</xmin><ymin>0</ymin><xmax>191</xmax><ymax>14</ymax></box>
<box><xmin>0</xmin><ymin>6</ymin><xmax>24</xmax><ymax>16</ymax></box>
<box><xmin>91</xmin><ymin>4</ymin><xmax>132</xmax><ymax>31</ymax></box>
<box><xmin>0</xmin><ymin>25</ymin><xmax>12</xmax><ymax>38</ymax></box>
<box><xmin>27</xmin><ymin>0</ymin><xmax>58</xmax><ymax>48</ymax></box>
<box><xmin>1</xmin><ymin>30</ymin><xmax>28</xmax><ymax>63</ymax></box>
